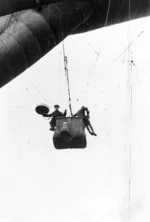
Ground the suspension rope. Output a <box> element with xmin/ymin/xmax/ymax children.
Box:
<box><xmin>113</xmin><ymin>31</ymin><xmax>144</xmax><ymax>64</ymax></box>
<box><xmin>62</xmin><ymin>41</ymin><xmax>73</xmax><ymax>116</ymax></box>
<box><xmin>127</xmin><ymin>1</ymin><xmax>132</xmax><ymax>221</ymax></box>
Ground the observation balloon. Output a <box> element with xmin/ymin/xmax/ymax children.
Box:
<box><xmin>0</xmin><ymin>0</ymin><xmax>149</xmax><ymax>87</ymax></box>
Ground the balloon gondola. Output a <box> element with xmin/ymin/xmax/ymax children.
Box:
<box><xmin>53</xmin><ymin>117</ymin><xmax>87</xmax><ymax>149</ymax></box>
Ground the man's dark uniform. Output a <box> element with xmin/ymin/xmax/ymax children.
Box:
<box><xmin>43</xmin><ymin>105</ymin><xmax>67</xmax><ymax>130</ymax></box>
<box><xmin>74</xmin><ymin>106</ymin><xmax>90</xmax><ymax>126</ymax></box>
<box><xmin>74</xmin><ymin>106</ymin><xmax>97</xmax><ymax>136</ymax></box>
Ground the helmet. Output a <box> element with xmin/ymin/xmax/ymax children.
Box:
<box><xmin>54</xmin><ymin>104</ymin><xmax>60</xmax><ymax>108</ymax></box>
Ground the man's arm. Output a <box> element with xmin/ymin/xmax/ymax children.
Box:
<box><xmin>63</xmin><ymin>109</ymin><xmax>67</xmax><ymax>116</ymax></box>
<box><xmin>43</xmin><ymin>113</ymin><xmax>52</xmax><ymax>117</ymax></box>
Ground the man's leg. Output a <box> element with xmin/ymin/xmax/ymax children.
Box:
<box><xmin>86</xmin><ymin>118</ymin><xmax>97</xmax><ymax>136</ymax></box>
<box><xmin>50</xmin><ymin>118</ymin><xmax>55</xmax><ymax>131</ymax></box>
<box><xmin>83</xmin><ymin>117</ymin><xmax>96</xmax><ymax>136</ymax></box>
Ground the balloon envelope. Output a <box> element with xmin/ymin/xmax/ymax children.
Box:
<box><xmin>0</xmin><ymin>0</ymin><xmax>149</xmax><ymax>88</ymax></box>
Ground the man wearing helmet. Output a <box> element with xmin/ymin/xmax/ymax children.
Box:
<box><xmin>43</xmin><ymin>105</ymin><xmax>67</xmax><ymax>131</ymax></box>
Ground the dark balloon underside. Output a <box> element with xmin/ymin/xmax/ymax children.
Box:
<box><xmin>0</xmin><ymin>0</ymin><xmax>149</xmax><ymax>88</ymax></box>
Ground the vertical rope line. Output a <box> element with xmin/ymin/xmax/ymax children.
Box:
<box><xmin>128</xmin><ymin>50</ymin><xmax>132</xmax><ymax>222</ymax></box>
<box><xmin>63</xmin><ymin>41</ymin><xmax>73</xmax><ymax>116</ymax></box>
<box><xmin>127</xmin><ymin>1</ymin><xmax>132</xmax><ymax>221</ymax></box>
<box><xmin>58</xmin><ymin>47</ymin><xmax>63</xmax><ymax>100</ymax></box>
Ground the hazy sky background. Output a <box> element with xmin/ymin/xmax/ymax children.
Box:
<box><xmin>0</xmin><ymin>16</ymin><xmax>150</xmax><ymax>222</ymax></box>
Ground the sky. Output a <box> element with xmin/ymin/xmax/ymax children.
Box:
<box><xmin>0</xmin><ymin>16</ymin><xmax>150</xmax><ymax>222</ymax></box>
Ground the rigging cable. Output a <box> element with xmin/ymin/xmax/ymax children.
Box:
<box><xmin>113</xmin><ymin>31</ymin><xmax>144</xmax><ymax>64</ymax></box>
<box><xmin>127</xmin><ymin>1</ymin><xmax>132</xmax><ymax>221</ymax></box>
<box><xmin>127</xmin><ymin>48</ymin><xmax>133</xmax><ymax>222</ymax></box>
<box><xmin>62</xmin><ymin>41</ymin><xmax>73</xmax><ymax>116</ymax></box>
<box><xmin>76</xmin><ymin>0</ymin><xmax>112</xmax><ymax>102</ymax></box>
